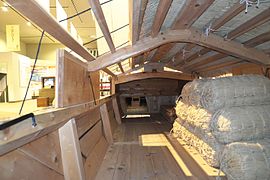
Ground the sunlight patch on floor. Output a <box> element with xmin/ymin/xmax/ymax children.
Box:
<box><xmin>140</xmin><ymin>133</ymin><xmax>225</xmax><ymax>177</ymax></box>
<box><xmin>140</xmin><ymin>133</ymin><xmax>192</xmax><ymax>176</ymax></box>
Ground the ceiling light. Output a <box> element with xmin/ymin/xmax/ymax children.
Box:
<box><xmin>1</xmin><ymin>6</ymin><xmax>8</xmax><ymax>12</ymax></box>
<box><xmin>26</xmin><ymin>22</ymin><xmax>32</xmax><ymax>26</ymax></box>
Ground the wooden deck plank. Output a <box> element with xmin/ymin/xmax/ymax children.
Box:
<box><xmin>95</xmin><ymin>115</ymin><xmax>225</xmax><ymax>180</ymax></box>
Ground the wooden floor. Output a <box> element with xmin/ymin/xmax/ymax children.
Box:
<box><xmin>96</xmin><ymin>114</ymin><xmax>226</xmax><ymax>180</ymax></box>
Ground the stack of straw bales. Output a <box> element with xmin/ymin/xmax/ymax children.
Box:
<box><xmin>173</xmin><ymin>75</ymin><xmax>270</xmax><ymax>179</ymax></box>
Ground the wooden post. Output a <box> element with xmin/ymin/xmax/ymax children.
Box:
<box><xmin>100</xmin><ymin>103</ymin><xmax>113</xmax><ymax>144</ymax></box>
<box><xmin>58</xmin><ymin>119</ymin><xmax>85</xmax><ymax>180</ymax></box>
<box><xmin>112</xmin><ymin>96</ymin><xmax>122</xmax><ymax>124</ymax></box>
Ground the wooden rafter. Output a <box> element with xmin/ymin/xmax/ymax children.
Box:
<box><xmin>187</xmin><ymin>31</ymin><xmax>270</xmax><ymax>71</ymax></box>
<box><xmin>172</xmin><ymin>0</ymin><xmax>214</xmax><ymax>29</ymax></box>
<box><xmin>182</xmin><ymin>8</ymin><xmax>270</xmax><ymax>70</ymax></box>
<box><xmin>197</xmin><ymin>60</ymin><xmax>243</xmax><ymax>73</ymax></box>
<box><xmin>88</xmin><ymin>0</ymin><xmax>115</xmax><ymax>53</ymax></box>
<box><xmin>227</xmin><ymin>8</ymin><xmax>270</xmax><ymax>39</ymax></box>
<box><xmin>130</xmin><ymin>0</ymin><xmax>148</xmax><ymax>67</ymax></box>
<box><xmin>117</xmin><ymin>63</ymin><xmax>125</xmax><ymax>73</ymax></box>
<box><xmin>6</xmin><ymin>0</ymin><xmax>95</xmax><ymax>62</ymax></box>
<box><xmin>244</xmin><ymin>31</ymin><xmax>270</xmax><ymax>47</ymax></box>
<box><xmin>184</xmin><ymin>53</ymin><xmax>227</xmax><ymax>70</ymax></box>
<box><xmin>88</xmin><ymin>29</ymin><xmax>270</xmax><ymax>71</ymax></box>
<box><xmin>130</xmin><ymin>0</ymin><xmax>148</xmax><ymax>44</ymax></box>
<box><xmin>87</xmin><ymin>0</ymin><xmax>127</xmax><ymax>73</ymax></box>
<box><xmin>173</xmin><ymin>3</ymin><xmax>245</xmax><ymax>66</ymax></box>
<box><xmin>102</xmin><ymin>68</ymin><xmax>116</xmax><ymax>77</ymax></box>
<box><xmin>174</xmin><ymin>48</ymin><xmax>210</xmax><ymax>66</ymax></box>
<box><xmin>149</xmin><ymin>0</ymin><xmax>214</xmax><ymax>63</ymax></box>
<box><xmin>151</xmin><ymin>0</ymin><xmax>173</xmax><ymax>37</ymax></box>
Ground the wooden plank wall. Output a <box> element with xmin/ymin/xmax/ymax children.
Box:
<box><xmin>0</xmin><ymin>96</ymin><xmax>122</xmax><ymax>180</ymax></box>
<box><xmin>56</xmin><ymin>49</ymin><xmax>100</xmax><ymax>108</ymax></box>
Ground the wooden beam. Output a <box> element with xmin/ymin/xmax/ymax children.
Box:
<box><xmin>151</xmin><ymin>43</ymin><xmax>175</xmax><ymax>62</ymax></box>
<box><xmin>117</xmin><ymin>63</ymin><xmax>125</xmax><ymax>74</ymax></box>
<box><xmin>130</xmin><ymin>0</ymin><xmax>148</xmax><ymax>44</ymax></box>
<box><xmin>197</xmin><ymin>60</ymin><xmax>243</xmax><ymax>73</ymax></box>
<box><xmin>184</xmin><ymin>53</ymin><xmax>228</xmax><ymax>70</ymax></box>
<box><xmin>100</xmin><ymin>103</ymin><xmax>113</xmax><ymax>144</ymax></box>
<box><xmin>227</xmin><ymin>8</ymin><xmax>270</xmax><ymax>39</ymax></box>
<box><xmin>151</xmin><ymin>0</ymin><xmax>173</xmax><ymax>37</ymax></box>
<box><xmin>0</xmin><ymin>96</ymin><xmax>114</xmax><ymax>156</ymax></box>
<box><xmin>211</xmin><ymin>3</ymin><xmax>245</xmax><ymax>30</ymax></box>
<box><xmin>187</xmin><ymin>31</ymin><xmax>270</xmax><ymax>71</ymax></box>
<box><xmin>180</xmin><ymin>8</ymin><xmax>270</xmax><ymax>70</ymax></box>
<box><xmin>88</xmin><ymin>0</ymin><xmax>115</xmax><ymax>53</ymax></box>
<box><xmin>116</xmin><ymin>72</ymin><xmax>194</xmax><ymax>84</ymax></box>
<box><xmin>172</xmin><ymin>0</ymin><xmax>214</xmax><ymax>29</ymax></box>
<box><xmin>59</xmin><ymin>119</ymin><xmax>85</xmax><ymax>180</ymax></box>
<box><xmin>102</xmin><ymin>68</ymin><xmax>116</xmax><ymax>77</ymax></box>
<box><xmin>112</xmin><ymin>96</ymin><xmax>122</xmax><ymax>124</ymax></box>
<box><xmin>6</xmin><ymin>0</ymin><xmax>95</xmax><ymax>62</ymax></box>
<box><xmin>150</xmin><ymin>0</ymin><xmax>214</xmax><ymax>62</ymax></box>
<box><xmin>88</xmin><ymin>29</ymin><xmax>270</xmax><ymax>71</ymax></box>
<box><xmin>244</xmin><ymin>31</ymin><xmax>270</xmax><ymax>47</ymax></box>
<box><xmin>174</xmin><ymin>3</ymin><xmax>245</xmax><ymax>65</ymax></box>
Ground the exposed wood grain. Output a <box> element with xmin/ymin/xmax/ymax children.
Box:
<box><xmin>174</xmin><ymin>3</ymin><xmax>245</xmax><ymax>66</ymax></box>
<box><xmin>197</xmin><ymin>60</ymin><xmax>242</xmax><ymax>73</ymax></box>
<box><xmin>84</xmin><ymin>136</ymin><xmax>109</xmax><ymax>180</ymax></box>
<box><xmin>0</xmin><ymin>150</ymin><xmax>64</xmax><ymax>180</ymax></box>
<box><xmin>19</xmin><ymin>131</ymin><xmax>63</xmax><ymax>175</ymax></box>
<box><xmin>58</xmin><ymin>119</ymin><xmax>85</xmax><ymax>180</ymax></box>
<box><xmin>88</xmin><ymin>29</ymin><xmax>270</xmax><ymax>71</ymax></box>
<box><xmin>151</xmin><ymin>0</ymin><xmax>173</xmax><ymax>37</ymax></box>
<box><xmin>75</xmin><ymin>107</ymin><xmax>101</xmax><ymax>138</ymax></box>
<box><xmin>227</xmin><ymin>8</ymin><xmax>270</xmax><ymax>39</ymax></box>
<box><xmin>0</xmin><ymin>95</ymin><xmax>114</xmax><ymax>156</ymax></box>
<box><xmin>112</xmin><ymin>96</ymin><xmax>122</xmax><ymax>124</ymax></box>
<box><xmin>88</xmin><ymin>0</ymin><xmax>115</xmax><ymax>53</ymax></box>
<box><xmin>103</xmin><ymin>68</ymin><xmax>116</xmax><ymax>77</ymax></box>
<box><xmin>116</xmin><ymin>72</ymin><xmax>193</xmax><ymax>84</ymax></box>
<box><xmin>172</xmin><ymin>0</ymin><xmax>214</xmax><ymax>29</ymax></box>
<box><xmin>188</xmin><ymin>30</ymin><xmax>270</xmax><ymax>71</ymax></box>
<box><xmin>56</xmin><ymin>49</ymin><xmax>99</xmax><ymax>108</ymax></box>
<box><xmin>80</xmin><ymin>120</ymin><xmax>103</xmax><ymax>157</ymax></box>
<box><xmin>100</xmin><ymin>103</ymin><xmax>114</xmax><ymax>144</ymax></box>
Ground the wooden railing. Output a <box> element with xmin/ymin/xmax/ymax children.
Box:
<box><xmin>0</xmin><ymin>94</ymin><xmax>122</xmax><ymax>180</ymax></box>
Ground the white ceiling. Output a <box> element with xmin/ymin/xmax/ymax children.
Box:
<box><xmin>0</xmin><ymin>0</ymin><xmax>97</xmax><ymax>48</ymax></box>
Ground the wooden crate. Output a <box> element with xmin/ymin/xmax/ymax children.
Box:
<box><xmin>37</xmin><ymin>97</ymin><xmax>49</xmax><ymax>107</ymax></box>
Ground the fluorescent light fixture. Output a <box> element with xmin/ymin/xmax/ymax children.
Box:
<box><xmin>1</xmin><ymin>6</ymin><xmax>8</xmax><ymax>12</ymax></box>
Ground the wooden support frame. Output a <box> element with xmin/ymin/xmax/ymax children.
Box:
<box><xmin>88</xmin><ymin>29</ymin><xmax>270</xmax><ymax>71</ymax></box>
<box><xmin>151</xmin><ymin>0</ymin><xmax>214</xmax><ymax>63</ymax></box>
<box><xmin>59</xmin><ymin>119</ymin><xmax>85</xmax><ymax>180</ymax></box>
<box><xmin>173</xmin><ymin>3</ymin><xmax>245</xmax><ymax>66</ymax></box>
<box><xmin>102</xmin><ymin>68</ymin><xmax>116</xmax><ymax>77</ymax></box>
<box><xmin>116</xmin><ymin>72</ymin><xmax>194</xmax><ymax>84</ymax></box>
<box><xmin>6</xmin><ymin>0</ymin><xmax>95</xmax><ymax>62</ymax></box>
<box><xmin>172</xmin><ymin>0</ymin><xmax>214</xmax><ymax>29</ymax></box>
<box><xmin>100</xmin><ymin>103</ymin><xmax>113</xmax><ymax>144</ymax></box>
<box><xmin>197</xmin><ymin>60</ymin><xmax>243</xmax><ymax>73</ymax></box>
<box><xmin>88</xmin><ymin>0</ymin><xmax>115</xmax><ymax>53</ymax></box>
<box><xmin>227</xmin><ymin>8</ymin><xmax>270</xmax><ymax>39</ymax></box>
<box><xmin>151</xmin><ymin>0</ymin><xmax>173</xmax><ymax>37</ymax></box>
<box><xmin>112</xmin><ymin>96</ymin><xmax>122</xmax><ymax>124</ymax></box>
<box><xmin>182</xmin><ymin>7</ymin><xmax>270</xmax><ymax>69</ymax></box>
<box><xmin>188</xmin><ymin>30</ymin><xmax>270</xmax><ymax>71</ymax></box>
